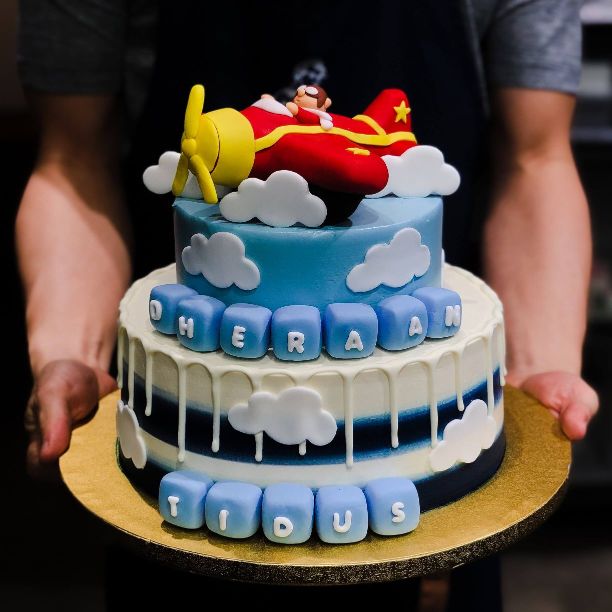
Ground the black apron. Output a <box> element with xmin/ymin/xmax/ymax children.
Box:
<box><xmin>116</xmin><ymin>3</ymin><xmax>500</xmax><ymax>606</ymax></box>
<box><xmin>125</xmin><ymin>0</ymin><xmax>487</xmax><ymax>278</ymax></box>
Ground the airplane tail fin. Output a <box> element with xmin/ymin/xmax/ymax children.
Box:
<box><xmin>357</xmin><ymin>89</ymin><xmax>413</xmax><ymax>135</ymax></box>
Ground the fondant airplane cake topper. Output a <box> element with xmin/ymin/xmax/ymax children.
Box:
<box><xmin>144</xmin><ymin>84</ymin><xmax>460</xmax><ymax>225</ymax></box>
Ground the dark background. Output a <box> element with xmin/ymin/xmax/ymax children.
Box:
<box><xmin>1</xmin><ymin>2</ymin><xmax>611</xmax><ymax>610</ymax></box>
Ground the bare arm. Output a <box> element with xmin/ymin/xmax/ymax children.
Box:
<box><xmin>16</xmin><ymin>93</ymin><xmax>132</xmax><ymax>471</ymax></box>
<box><xmin>484</xmin><ymin>88</ymin><xmax>598</xmax><ymax>439</ymax></box>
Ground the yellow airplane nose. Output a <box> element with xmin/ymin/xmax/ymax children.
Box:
<box><xmin>172</xmin><ymin>84</ymin><xmax>256</xmax><ymax>203</ymax></box>
<box><xmin>205</xmin><ymin>108</ymin><xmax>255</xmax><ymax>189</ymax></box>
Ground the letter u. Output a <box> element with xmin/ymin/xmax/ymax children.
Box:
<box><xmin>333</xmin><ymin>510</ymin><xmax>352</xmax><ymax>533</ymax></box>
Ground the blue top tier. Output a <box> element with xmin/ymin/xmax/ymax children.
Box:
<box><xmin>174</xmin><ymin>196</ymin><xmax>442</xmax><ymax>311</ymax></box>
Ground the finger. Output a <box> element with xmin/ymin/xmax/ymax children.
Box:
<box><xmin>37</xmin><ymin>392</ymin><xmax>72</xmax><ymax>462</ymax></box>
<box><xmin>24</xmin><ymin>394</ymin><xmax>40</xmax><ymax>436</ymax></box>
<box><xmin>520</xmin><ymin>372</ymin><xmax>563</xmax><ymax>411</ymax></box>
<box><xmin>95</xmin><ymin>368</ymin><xmax>118</xmax><ymax>398</ymax></box>
<box><xmin>574</xmin><ymin>382</ymin><xmax>600</xmax><ymax>419</ymax></box>
<box><xmin>63</xmin><ymin>363</ymin><xmax>101</xmax><ymax>422</ymax></box>
<box><xmin>24</xmin><ymin>393</ymin><xmax>44</xmax><ymax>469</ymax></box>
<box><xmin>26</xmin><ymin>438</ymin><xmax>41</xmax><ymax>473</ymax></box>
<box><xmin>25</xmin><ymin>393</ymin><xmax>60</xmax><ymax>481</ymax></box>
<box><xmin>559</xmin><ymin>401</ymin><xmax>590</xmax><ymax>441</ymax></box>
<box><xmin>26</xmin><ymin>439</ymin><xmax>61</xmax><ymax>482</ymax></box>
<box><xmin>25</xmin><ymin>426</ymin><xmax>42</xmax><ymax>475</ymax></box>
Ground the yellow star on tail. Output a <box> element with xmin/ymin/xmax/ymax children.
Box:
<box><xmin>393</xmin><ymin>100</ymin><xmax>410</xmax><ymax>123</ymax></box>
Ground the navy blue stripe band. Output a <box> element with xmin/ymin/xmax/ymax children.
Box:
<box><xmin>118</xmin><ymin>430</ymin><xmax>506</xmax><ymax>513</ymax></box>
<box><xmin>121</xmin><ymin>366</ymin><xmax>502</xmax><ymax>465</ymax></box>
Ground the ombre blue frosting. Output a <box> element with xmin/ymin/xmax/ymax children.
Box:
<box><xmin>174</xmin><ymin>196</ymin><xmax>443</xmax><ymax>311</ymax></box>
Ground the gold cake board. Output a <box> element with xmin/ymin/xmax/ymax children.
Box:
<box><xmin>60</xmin><ymin>387</ymin><xmax>570</xmax><ymax>584</ymax></box>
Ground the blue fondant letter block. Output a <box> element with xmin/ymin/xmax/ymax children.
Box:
<box><xmin>271</xmin><ymin>305</ymin><xmax>322</xmax><ymax>362</ymax></box>
<box><xmin>149</xmin><ymin>284</ymin><xmax>197</xmax><ymax>335</ymax></box>
<box><xmin>364</xmin><ymin>477</ymin><xmax>420</xmax><ymax>536</ymax></box>
<box><xmin>262</xmin><ymin>483</ymin><xmax>314</xmax><ymax>544</ymax></box>
<box><xmin>323</xmin><ymin>303</ymin><xmax>378</xmax><ymax>359</ymax></box>
<box><xmin>411</xmin><ymin>287</ymin><xmax>462</xmax><ymax>339</ymax></box>
<box><xmin>315</xmin><ymin>485</ymin><xmax>369</xmax><ymax>544</ymax></box>
<box><xmin>205</xmin><ymin>482</ymin><xmax>262</xmax><ymax>539</ymax></box>
<box><xmin>220</xmin><ymin>303</ymin><xmax>272</xmax><ymax>359</ymax></box>
<box><xmin>176</xmin><ymin>295</ymin><xmax>226</xmax><ymax>352</ymax></box>
<box><xmin>376</xmin><ymin>295</ymin><xmax>428</xmax><ymax>350</ymax></box>
<box><xmin>158</xmin><ymin>470</ymin><xmax>213</xmax><ymax>529</ymax></box>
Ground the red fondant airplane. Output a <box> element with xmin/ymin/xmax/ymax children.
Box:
<box><xmin>171</xmin><ymin>85</ymin><xmax>418</xmax><ymax>211</ymax></box>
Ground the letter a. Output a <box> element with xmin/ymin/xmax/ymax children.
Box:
<box><xmin>345</xmin><ymin>330</ymin><xmax>363</xmax><ymax>351</ymax></box>
<box><xmin>409</xmin><ymin>316</ymin><xmax>423</xmax><ymax>337</ymax></box>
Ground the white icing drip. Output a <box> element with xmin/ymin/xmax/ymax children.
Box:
<box><xmin>127</xmin><ymin>338</ymin><xmax>135</xmax><ymax>409</ymax></box>
<box><xmin>117</xmin><ymin>322</ymin><xmax>506</xmax><ymax>463</ymax></box>
<box><xmin>388</xmin><ymin>373</ymin><xmax>399</xmax><ymax>448</ymax></box>
<box><xmin>177</xmin><ymin>364</ymin><xmax>187</xmax><ymax>462</ymax></box>
<box><xmin>498</xmin><ymin>322</ymin><xmax>507</xmax><ymax>386</ymax></box>
<box><xmin>251</xmin><ymin>377</ymin><xmax>264</xmax><ymax>461</ymax></box>
<box><xmin>117</xmin><ymin>329</ymin><xmax>124</xmax><ymax>389</ymax></box>
<box><xmin>299</xmin><ymin>441</ymin><xmax>307</xmax><ymax>456</ymax></box>
<box><xmin>144</xmin><ymin>349</ymin><xmax>153</xmax><ymax>416</ymax></box>
<box><xmin>255</xmin><ymin>432</ymin><xmax>263</xmax><ymax>462</ymax></box>
<box><xmin>211</xmin><ymin>376</ymin><xmax>221</xmax><ymax>453</ymax></box>
<box><xmin>427</xmin><ymin>360</ymin><xmax>439</xmax><ymax>448</ymax></box>
<box><xmin>484</xmin><ymin>334</ymin><xmax>494</xmax><ymax>417</ymax></box>
<box><xmin>343</xmin><ymin>374</ymin><xmax>354</xmax><ymax>468</ymax></box>
<box><xmin>453</xmin><ymin>351</ymin><xmax>464</xmax><ymax>412</ymax></box>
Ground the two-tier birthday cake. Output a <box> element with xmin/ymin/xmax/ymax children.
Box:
<box><xmin>116</xmin><ymin>84</ymin><xmax>506</xmax><ymax>544</ymax></box>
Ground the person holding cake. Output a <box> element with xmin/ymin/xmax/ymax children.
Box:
<box><xmin>17</xmin><ymin>0</ymin><xmax>597</xmax><ymax>474</ymax></box>
<box><xmin>15</xmin><ymin>0</ymin><xmax>599</xmax><ymax>607</ymax></box>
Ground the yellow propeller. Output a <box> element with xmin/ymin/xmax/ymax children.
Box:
<box><xmin>172</xmin><ymin>85</ymin><xmax>219</xmax><ymax>203</ymax></box>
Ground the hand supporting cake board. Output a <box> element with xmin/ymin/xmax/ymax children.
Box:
<box><xmin>59</xmin><ymin>386</ymin><xmax>570</xmax><ymax>584</ymax></box>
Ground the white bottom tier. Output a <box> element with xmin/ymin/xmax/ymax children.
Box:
<box><xmin>117</xmin><ymin>264</ymin><xmax>505</xmax><ymax>505</ymax></box>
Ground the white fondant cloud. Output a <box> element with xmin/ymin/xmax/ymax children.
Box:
<box><xmin>182</xmin><ymin>232</ymin><xmax>260</xmax><ymax>290</ymax></box>
<box><xmin>228</xmin><ymin>387</ymin><xmax>337</xmax><ymax>447</ymax></box>
<box><xmin>346</xmin><ymin>227</ymin><xmax>430</xmax><ymax>292</ymax></box>
<box><xmin>116</xmin><ymin>400</ymin><xmax>146</xmax><ymax>469</ymax></box>
<box><xmin>370</xmin><ymin>145</ymin><xmax>460</xmax><ymax>198</ymax></box>
<box><xmin>219</xmin><ymin>170</ymin><xmax>327</xmax><ymax>228</ymax></box>
<box><xmin>143</xmin><ymin>151</ymin><xmax>202</xmax><ymax>198</ymax></box>
<box><xmin>429</xmin><ymin>399</ymin><xmax>497</xmax><ymax>472</ymax></box>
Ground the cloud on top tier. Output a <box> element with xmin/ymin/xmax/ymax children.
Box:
<box><xmin>220</xmin><ymin>170</ymin><xmax>327</xmax><ymax>228</ymax></box>
<box><xmin>182</xmin><ymin>232</ymin><xmax>260</xmax><ymax>290</ymax></box>
<box><xmin>371</xmin><ymin>145</ymin><xmax>460</xmax><ymax>198</ymax></box>
<box><xmin>346</xmin><ymin>228</ymin><xmax>430</xmax><ymax>292</ymax></box>
<box><xmin>143</xmin><ymin>151</ymin><xmax>202</xmax><ymax>198</ymax></box>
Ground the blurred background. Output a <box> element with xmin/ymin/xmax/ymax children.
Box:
<box><xmin>1</xmin><ymin>1</ymin><xmax>611</xmax><ymax>610</ymax></box>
